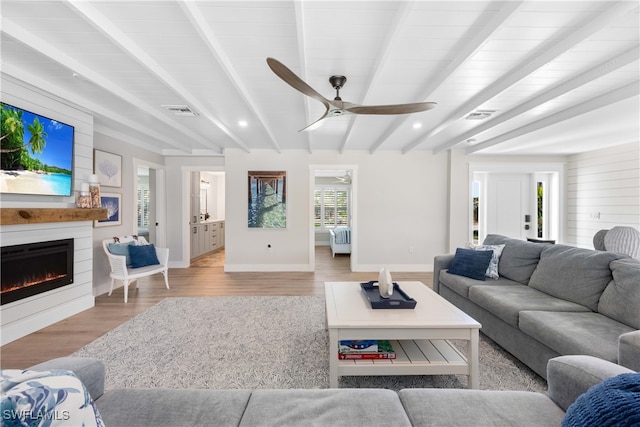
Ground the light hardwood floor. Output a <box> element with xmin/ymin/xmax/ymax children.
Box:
<box><xmin>1</xmin><ymin>247</ymin><xmax>432</xmax><ymax>368</ymax></box>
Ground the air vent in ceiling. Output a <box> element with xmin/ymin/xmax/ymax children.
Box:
<box><xmin>162</xmin><ymin>104</ymin><xmax>198</xmax><ymax>117</ymax></box>
<box><xmin>464</xmin><ymin>109</ymin><xmax>496</xmax><ymax>120</ymax></box>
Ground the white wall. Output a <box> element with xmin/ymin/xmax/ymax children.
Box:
<box><xmin>566</xmin><ymin>141</ymin><xmax>640</xmax><ymax>248</ymax></box>
<box><xmin>0</xmin><ymin>76</ymin><xmax>95</xmax><ymax>344</ymax></box>
<box><xmin>223</xmin><ymin>149</ymin><xmax>449</xmax><ymax>272</ymax></box>
<box><xmin>91</xmin><ymin>133</ymin><xmax>165</xmax><ymax>296</ymax></box>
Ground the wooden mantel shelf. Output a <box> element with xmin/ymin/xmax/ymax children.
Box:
<box><xmin>0</xmin><ymin>208</ymin><xmax>108</xmax><ymax>225</ymax></box>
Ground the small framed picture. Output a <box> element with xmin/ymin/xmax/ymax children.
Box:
<box><xmin>94</xmin><ymin>149</ymin><xmax>122</xmax><ymax>187</ymax></box>
<box><xmin>95</xmin><ymin>193</ymin><xmax>121</xmax><ymax>227</ymax></box>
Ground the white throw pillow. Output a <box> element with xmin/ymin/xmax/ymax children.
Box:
<box><xmin>466</xmin><ymin>243</ymin><xmax>505</xmax><ymax>279</ymax></box>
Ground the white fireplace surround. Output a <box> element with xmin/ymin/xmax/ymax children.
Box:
<box><xmin>0</xmin><ymin>221</ymin><xmax>95</xmax><ymax>345</ymax></box>
<box><xmin>0</xmin><ymin>77</ymin><xmax>96</xmax><ymax>345</ymax></box>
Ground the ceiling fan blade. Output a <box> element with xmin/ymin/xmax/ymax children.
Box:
<box><xmin>266</xmin><ymin>57</ymin><xmax>330</xmax><ymax>108</ymax></box>
<box><xmin>299</xmin><ymin>108</ymin><xmax>330</xmax><ymax>132</ymax></box>
<box><xmin>345</xmin><ymin>102</ymin><xmax>437</xmax><ymax>115</ymax></box>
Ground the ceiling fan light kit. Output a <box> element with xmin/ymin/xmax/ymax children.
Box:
<box><xmin>266</xmin><ymin>57</ymin><xmax>437</xmax><ymax>132</ymax></box>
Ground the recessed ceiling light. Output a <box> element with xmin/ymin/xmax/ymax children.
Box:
<box><xmin>412</xmin><ymin>122</ymin><xmax>422</xmax><ymax>129</ymax></box>
<box><xmin>467</xmin><ymin>138</ymin><xmax>478</xmax><ymax>144</ymax></box>
<box><xmin>238</xmin><ymin>120</ymin><xmax>248</xmax><ymax>127</ymax></box>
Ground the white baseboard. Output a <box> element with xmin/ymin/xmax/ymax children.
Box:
<box><xmin>224</xmin><ymin>263</ymin><xmax>314</xmax><ymax>272</ymax></box>
<box><xmin>352</xmin><ymin>263</ymin><xmax>433</xmax><ymax>273</ymax></box>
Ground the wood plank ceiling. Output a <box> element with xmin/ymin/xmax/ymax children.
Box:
<box><xmin>1</xmin><ymin>1</ymin><xmax>638</xmax><ymax>156</ymax></box>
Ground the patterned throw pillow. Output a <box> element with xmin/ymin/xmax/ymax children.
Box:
<box><xmin>466</xmin><ymin>243</ymin><xmax>505</xmax><ymax>279</ymax></box>
<box><xmin>1</xmin><ymin>369</ymin><xmax>104</xmax><ymax>427</ymax></box>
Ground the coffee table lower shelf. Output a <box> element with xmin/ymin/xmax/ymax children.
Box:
<box><xmin>337</xmin><ymin>339</ymin><xmax>469</xmax><ymax>377</ymax></box>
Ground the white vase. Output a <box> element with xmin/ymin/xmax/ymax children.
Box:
<box><xmin>378</xmin><ymin>268</ymin><xmax>393</xmax><ymax>298</ymax></box>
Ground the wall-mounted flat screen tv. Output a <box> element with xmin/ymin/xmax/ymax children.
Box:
<box><xmin>1</xmin><ymin>103</ymin><xmax>74</xmax><ymax>196</ymax></box>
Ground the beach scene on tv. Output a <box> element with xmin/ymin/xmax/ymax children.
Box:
<box><xmin>0</xmin><ymin>103</ymin><xmax>74</xmax><ymax>196</ymax></box>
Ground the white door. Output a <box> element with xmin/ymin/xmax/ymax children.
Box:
<box><xmin>486</xmin><ymin>173</ymin><xmax>532</xmax><ymax>239</ymax></box>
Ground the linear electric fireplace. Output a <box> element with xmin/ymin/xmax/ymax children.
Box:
<box><xmin>1</xmin><ymin>238</ymin><xmax>74</xmax><ymax>305</ymax></box>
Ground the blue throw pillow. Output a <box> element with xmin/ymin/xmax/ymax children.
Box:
<box><xmin>448</xmin><ymin>248</ymin><xmax>493</xmax><ymax>281</ymax></box>
<box><xmin>562</xmin><ymin>373</ymin><xmax>640</xmax><ymax>427</ymax></box>
<box><xmin>108</xmin><ymin>242</ymin><xmax>135</xmax><ymax>267</ymax></box>
<box><xmin>129</xmin><ymin>244</ymin><xmax>160</xmax><ymax>268</ymax></box>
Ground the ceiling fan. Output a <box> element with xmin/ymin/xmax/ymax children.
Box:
<box><xmin>333</xmin><ymin>171</ymin><xmax>352</xmax><ymax>185</ymax></box>
<box><xmin>266</xmin><ymin>57</ymin><xmax>437</xmax><ymax>131</ymax></box>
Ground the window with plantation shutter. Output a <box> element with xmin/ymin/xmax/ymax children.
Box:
<box><xmin>314</xmin><ymin>186</ymin><xmax>351</xmax><ymax>230</ymax></box>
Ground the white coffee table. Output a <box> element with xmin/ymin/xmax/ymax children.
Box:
<box><xmin>325</xmin><ymin>281</ymin><xmax>481</xmax><ymax>388</ymax></box>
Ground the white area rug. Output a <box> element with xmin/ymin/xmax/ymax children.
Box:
<box><xmin>72</xmin><ymin>296</ymin><xmax>546</xmax><ymax>392</ymax></box>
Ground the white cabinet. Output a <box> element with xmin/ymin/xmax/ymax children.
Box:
<box><xmin>190</xmin><ymin>220</ymin><xmax>225</xmax><ymax>259</ymax></box>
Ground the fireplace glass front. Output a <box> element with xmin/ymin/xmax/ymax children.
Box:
<box><xmin>1</xmin><ymin>238</ymin><xmax>74</xmax><ymax>305</ymax></box>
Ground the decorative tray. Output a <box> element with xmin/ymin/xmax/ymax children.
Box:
<box><xmin>360</xmin><ymin>281</ymin><xmax>417</xmax><ymax>309</ymax></box>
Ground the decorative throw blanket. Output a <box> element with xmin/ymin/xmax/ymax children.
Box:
<box><xmin>1</xmin><ymin>369</ymin><xmax>104</xmax><ymax>427</ymax></box>
<box><xmin>562</xmin><ymin>373</ymin><xmax>640</xmax><ymax>427</ymax></box>
<box><xmin>333</xmin><ymin>226</ymin><xmax>351</xmax><ymax>244</ymax></box>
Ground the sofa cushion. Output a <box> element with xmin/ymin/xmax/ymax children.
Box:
<box><xmin>528</xmin><ymin>245</ymin><xmax>623</xmax><ymax>311</ymax></box>
<box><xmin>519</xmin><ymin>311</ymin><xmax>636</xmax><ymax>363</ymax></box>
<box><xmin>598</xmin><ymin>258</ymin><xmax>640</xmax><ymax>329</ymax></box>
<box><xmin>440</xmin><ymin>271</ymin><xmax>521</xmax><ymax>299</ymax></box>
<box><xmin>399</xmin><ymin>389</ymin><xmax>565</xmax><ymax>427</ymax></box>
<box><xmin>97</xmin><ymin>389</ymin><xmax>251</xmax><ymax>427</ymax></box>
<box><xmin>240</xmin><ymin>389</ymin><xmax>411</xmax><ymax>427</ymax></box>
<box><xmin>482</xmin><ymin>234</ymin><xmax>547</xmax><ymax>284</ymax></box>
<box><xmin>562</xmin><ymin>373</ymin><xmax>640</xmax><ymax>427</ymax></box>
<box><xmin>448</xmin><ymin>248</ymin><xmax>493</xmax><ymax>281</ymax></box>
<box><xmin>469</xmin><ymin>285</ymin><xmax>590</xmax><ymax>327</ymax></box>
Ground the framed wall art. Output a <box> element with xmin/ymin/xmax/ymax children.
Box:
<box><xmin>95</xmin><ymin>192</ymin><xmax>121</xmax><ymax>227</ymax></box>
<box><xmin>94</xmin><ymin>149</ymin><xmax>122</xmax><ymax>187</ymax></box>
<box><xmin>247</xmin><ymin>170</ymin><xmax>287</xmax><ymax>229</ymax></box>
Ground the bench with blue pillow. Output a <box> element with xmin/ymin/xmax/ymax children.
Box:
<box><xmin>102</xmin><ymin>235</ymin><xmax>170</xmax><ymax>303</ymax></box>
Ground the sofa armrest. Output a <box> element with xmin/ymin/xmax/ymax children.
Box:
<box><xmin>546</xmin><ymin>355</ymin><xmax>635</xmax><ymax>412</ymax></box>
<box><xmin>433</xmin><ymin>254</ymin><xmax>455</xmax><ymax>293</ymax></box>
<box><xmin>619</xmin><ymin>330</ymin><xmax>640</xmax><ymax>371</ymax></box>
<box><xmin>28</xmin><ymin>357</ymin><xmax>105</xmax><ymax>401</ymax></box>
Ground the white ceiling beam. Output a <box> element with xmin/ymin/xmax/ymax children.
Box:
<box><xmin>404</xmin><ymin>1</ymin><xmax>639</xmax><ymax>154</ymax></box>
<box><xmin>179</xmin><ymin>1</ymin><xmax>281</xmax><ymax>153</ymax></box>
<box><xmin>367</xmin><ymin>0</ymin><xmax>525</xmax><ymax>154</ymax></box>
<box><xmin>466</xmin><ymin>80</ymin><xmax>640</xmax><ymax>154</ymax></box>
<box><xmin>338</xmin><ymin>1</ymin><xmax>415</xmax><ymax>153</ymax></box>
<box><xmin>438</xmin><ymin>45</ymin><xmax>640</xmax><ymax>151</ymax></box>
<box><xmin>0</xmin><ymin>29</ymin><xmax>205</xmax><ymax>155</ymax></box>
<box><xmin>295</xmin><ymin>1</ymin><xmax>313</xmax><ymax>154</ymax></box>
<box><xmin>64</xmin><ymin>0</ymin><xmax>251</xmax><ymax>153</ymax></box>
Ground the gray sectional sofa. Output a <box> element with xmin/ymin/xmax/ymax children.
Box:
<box><xmin>19</xmin><ymin>354</ymin><xmax>638</xmax><ymax>426</ymax></box>
<box><xmin>434</xmin><ymin>234</ymin><xmax>640</xmax><ymax>379</ymax></box>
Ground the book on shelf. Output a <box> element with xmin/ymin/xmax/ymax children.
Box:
<box><xmin>338</xmin><ymin>340</ymin><xmax>395</xmax><ymax>359</ymax></box>
<box><xmin>338</xmin><ymin>352</ymin><xmax>396</xmax><ymax>360</ymax></box>
<box><xmin>338</xmin><ymin>340</ymin><xmax>379</xmax><ymax>353</ymax></box>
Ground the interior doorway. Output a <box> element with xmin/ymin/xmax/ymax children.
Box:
<box><xmin>133</xmin><ymin>158</ymin><xmax>166</xmax><ymax>247</ymax></box>
<box><xmin>309</xmin><ymin>165</ymin><xmax>358</xmax><ymax>271</ymax></box>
